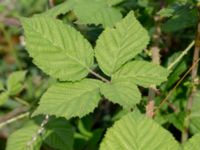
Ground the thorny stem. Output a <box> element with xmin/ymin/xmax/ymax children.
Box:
<box><xmin>181</xmin><ymin>5</ymin><xmax>200</xmax><ymax>143</ymax></box>
<box><xmin>27</xmin><ymin>115</ymin><xmax>49</xmax><ymax>147</ymax></box>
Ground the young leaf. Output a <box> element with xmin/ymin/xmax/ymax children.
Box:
<box><xmin>112</xmin><ymin>60</ymin><xmax>169</xmax><ymax>87</ymax></box>
<box><xmin>21</xmin><ymin>16</ymin><xmax>94</xmax><ymax>81</ymax></box>
<box><xmin>0</xmin><ymin>91</ymin><xmax>9</xmax><ymax>106</ymax></box>
<box><xmin>183</xmin><ymin>133</ymin><xmax>200</xmax><ymax>150</ymax></box>
<box><xmin>100</xmin><ymin>81</ymin><xmax>141</xmax><ymax>109</ymax></box>
<box><xmin>33</xmin><ymin>79</ymin><xmax>102</xmax><ymax>119</ymax></box>
<box><xmin>100</xmin><ymin>112</ymin><xmax>179</xmax><ymax>150</ymax></box>
<box><xmin>44</xmin><ymin>118</ymin><xmax>74</xmax><ymax>150</ymax></box>
<box><xmin>7</xmin><ymin>71</ymin><xmax>26</xmax><ymax>96</ymax></box>
<box><xmin>95</xmin><ymin>11</ymin><xmax>149</xmax><ymax>76</ymax></box>
<box><xmin>73</xmin><ymin>0</ymin><xmax>122</xmax><ymax>27</ymax></box>
<box><xmin>6</xmin><ymin>122</ymin><xmax>42</xmax><ymax>150</ymax></box>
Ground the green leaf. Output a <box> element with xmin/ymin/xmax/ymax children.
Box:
<box><xmin>33</xmin><ymin>79</ymin><xmax>101</xmax><ymax>119</ymax></box>
<box><xmin>0</xmin><ymin>81</ymin><xmax>4</xmax><ymax>91</ymax></box>
<box><xmin>44</xmin><ymin>118</ymin><xmax>74</xmax><ymax>150</ymax></box>
<box><xmin>184</xmin><ymin>133</ymin><xmax>200</xmax><ymax>150</ymax></box>
<box><xmin>21</xmin><ymin>16</ymin><xmax>94</xmax><ymax>81</ymax></box>
<box><xmin>157</xmin><ymin>8</ymin><xmax>175</xmax><ymax>17</ymax></box>
<box><xmin>73</xmin><ymin>0</ymin><xmax>122</xmax><ymax>27</ymax></box>
<box><xmin>0</xmin><ymin>91</ymin><xmax>9</xmax><ymax>106</ymax></box>
<box><xmin>100</xmin><ymin>112</ymin><xmax>179</xmax><ymax>150</ymax></box>
<box><xmin>162</xmin><ymin>5</ymin><xmax>198</xmax><ymax>32</ymax></box>
<box><xmin>112</xmin><ymin>60</ymin><xmax>169</xmax><ymax>87</ymax></box>
<box><xmin>42</xmin><ymin>0</ymin><xmax>122</xmax><ymax>27</ymax></box>
<box><xmin>7</xmin><ymin>71</ymin><xmax>26</xmax><ymax>96</ymax></box>
<box><xmin>104</xmin><ymin>0</ymin><xmax>125</xmax><ymax>6</ymax></box>
<box><xmin>6</xmin><ymin>122</ymin><xmax>42</xmax><ymax>150</ymax></box>
<box><xmin>42</xmin><ymin>0</ymin><xmax>75</xmax><ymax>17</ymax></box>
<box><xmin>95</xmin><ymin>11</ymin><xmax>149</xmax><ymax>76</ymax></box>
<box><xmin>100</xmin><ymin>81</ymin><xmax>141</xmax><ymax>109</ymax></box>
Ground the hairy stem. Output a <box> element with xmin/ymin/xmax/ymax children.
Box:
<box><xmin>181</xmin><ymin>5</ymin><xmax>200</xmax><ymax>143</ymax></box>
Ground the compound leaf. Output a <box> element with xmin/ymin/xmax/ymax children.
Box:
<box><xmin>95</xmin><ymin>11</ymin><xmax>149</xmax><ymax>76</ymax></box>
<box><xmin>21</xmin><ymin>16</ymin><xmax>94</xmax><ymax>81</ymax></box>
<box><xmin>33</xmin><ymin>79</ymin><xmax>101</xmax><ymax>119</ymax></box>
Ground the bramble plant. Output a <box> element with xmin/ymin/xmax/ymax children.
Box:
<box><xmin>1</xmin><ymin>0</ymin><xmax>200</xmax><ymax>150</ymax></box>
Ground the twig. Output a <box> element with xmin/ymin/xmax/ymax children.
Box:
<box><xmin>167</xmin><ymin>41</ymin><xmax>195</xmax><ymax>70</ymax></box>
<box><xmin>0</xmin><ymin>112</ymin><xmax>29</xmax><ymax>129</ymax></box>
